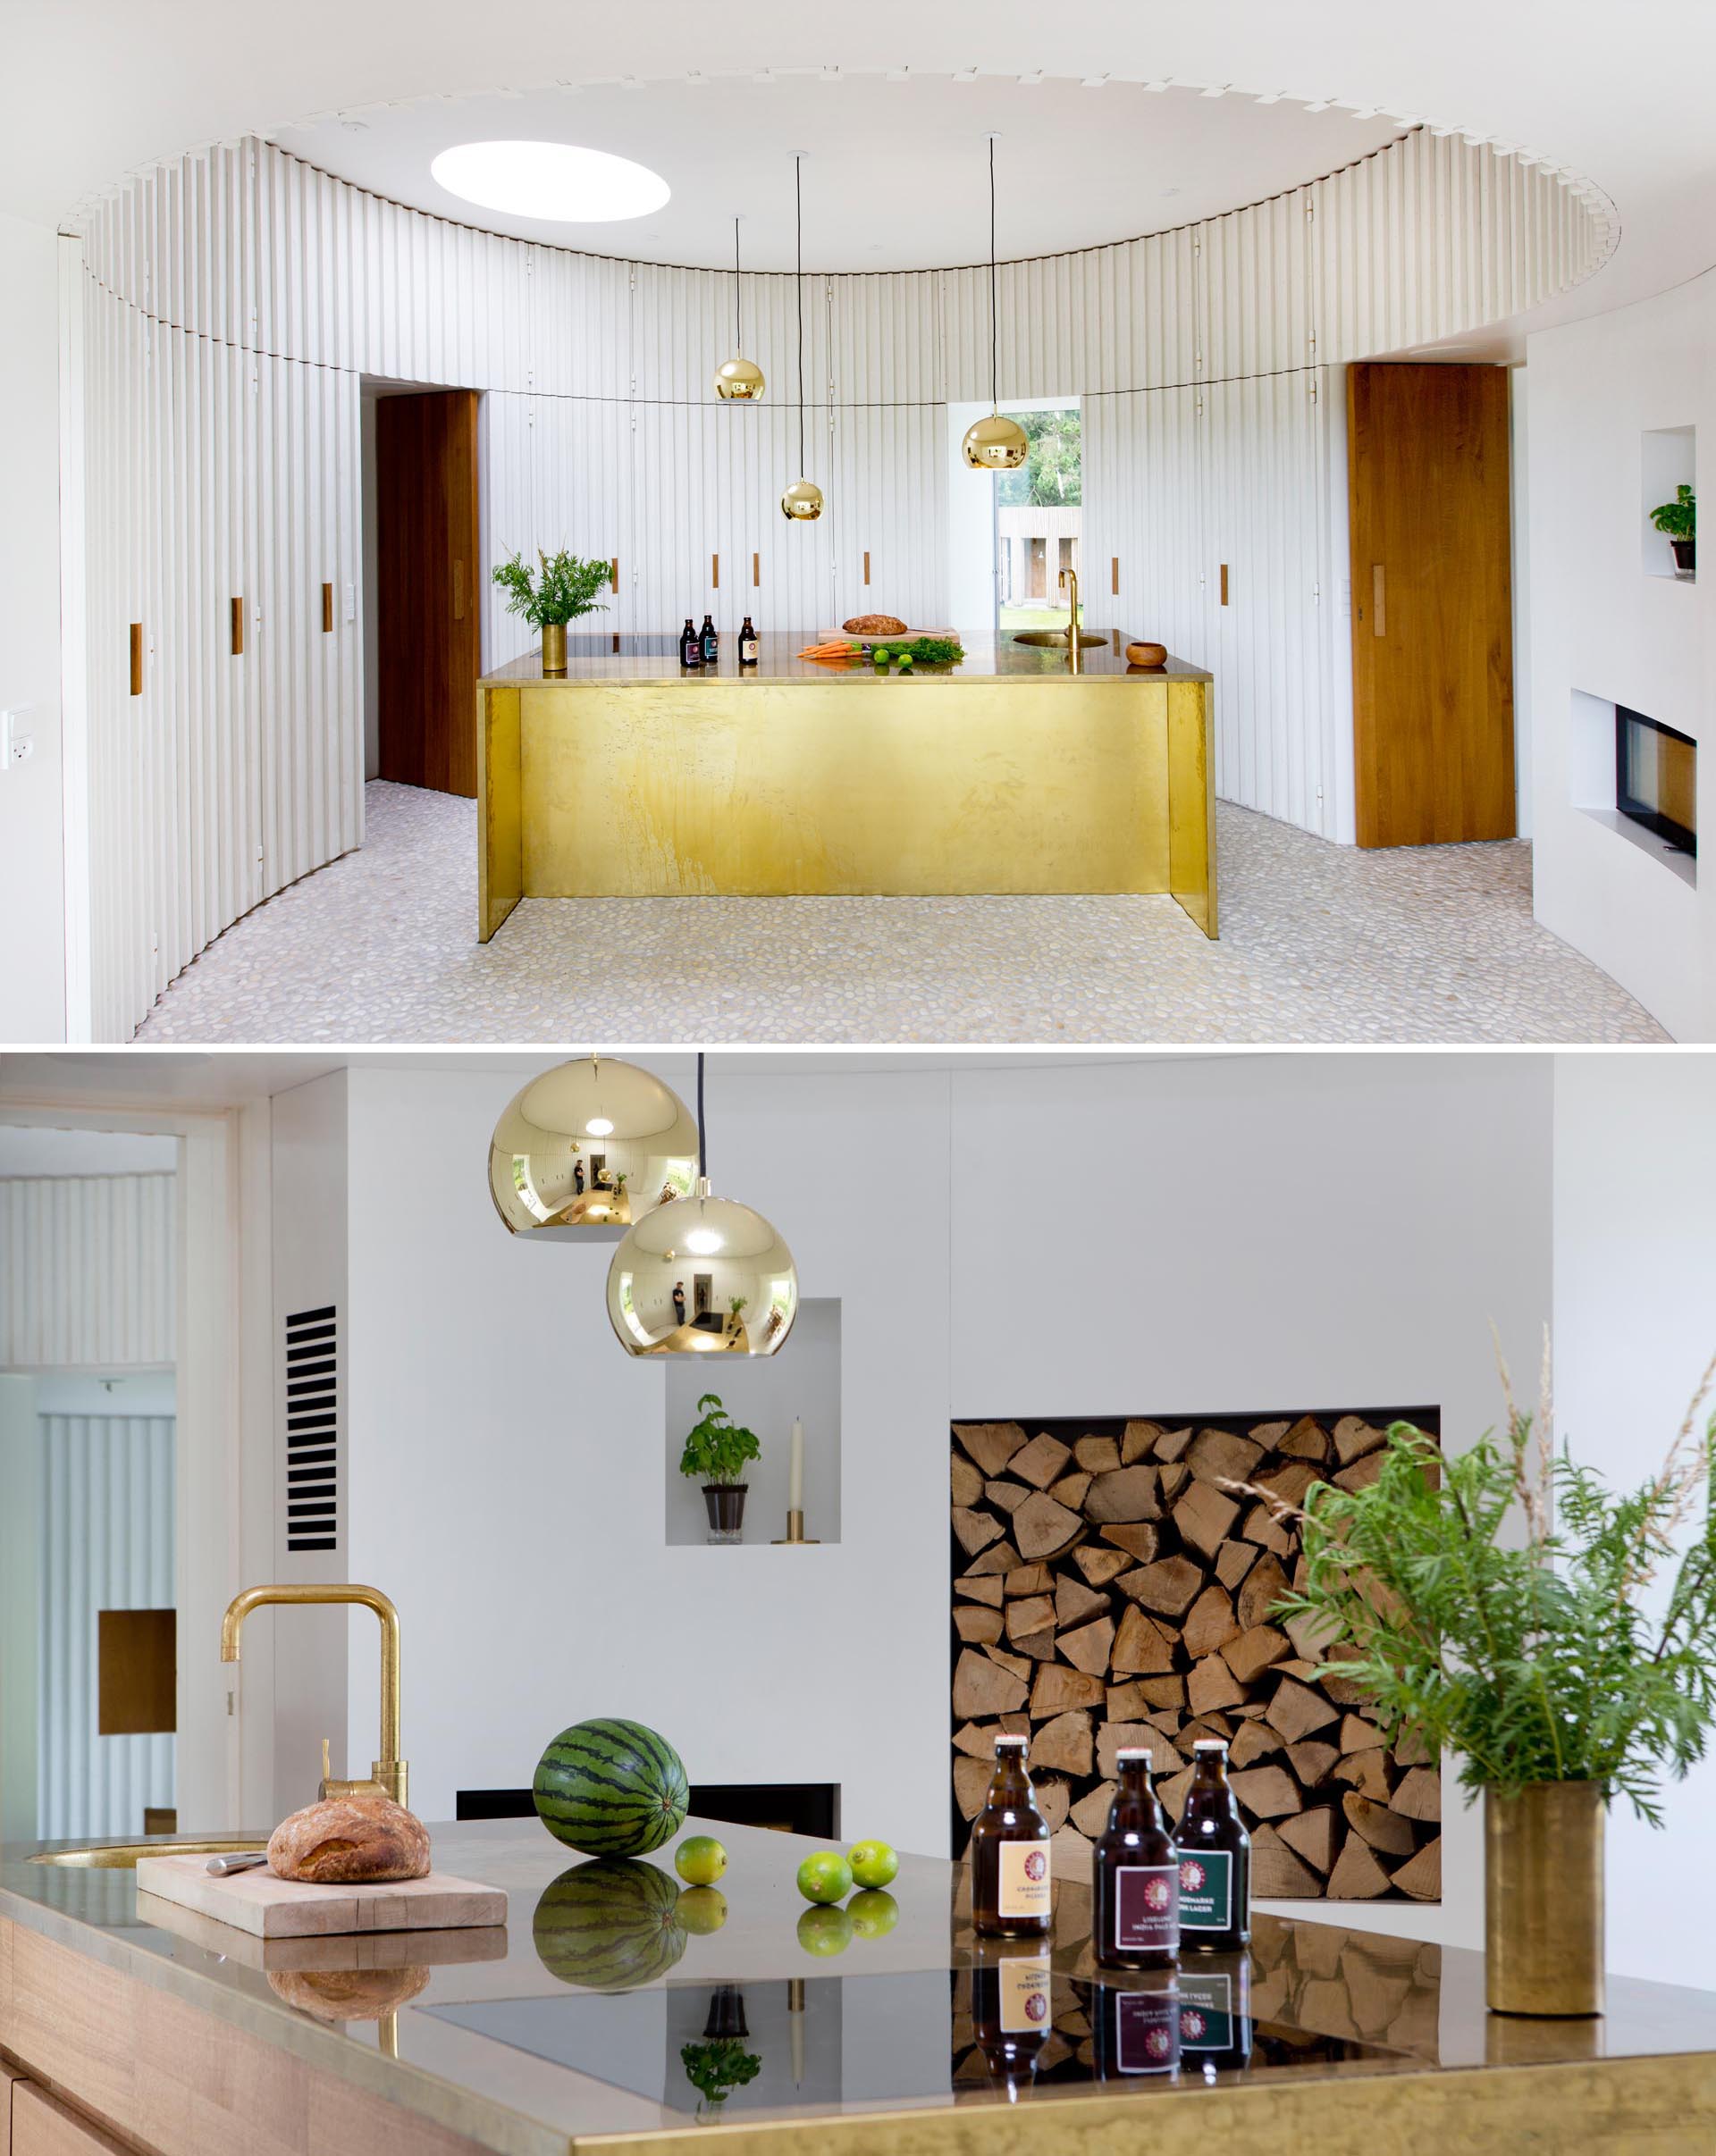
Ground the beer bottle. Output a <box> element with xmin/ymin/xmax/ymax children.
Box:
<box><xmin>969</xmin><ymin>1734</ymin><xmax>1051</xmax><ymax>1940</ymax></box>
<box><xmin>738</xmin><ymin>616</ymin><xmax>760</xmax><ymax>666</ymax></box>
<box><xmin>1086</xmin><ymin>1973</ymin><xmax>1181</xmax><ymax>2081</ymax></box>
<box><xmin>1176</xmin><ymin>1950</ymin><xmax>1253</xmax><ymax>2079</ymax></box>
<box><xmin>701</xmin><ymin>613</ymin><xmax>719</xmax><ymax>665</ymax></box>
<box><xmin>1175</xmin><ymin>1740</ymin><xmax>1250</xmax><ymax>1952</ymax></box>
<box><xmin>1092</xmin><ymin>1746</ymin><xmax>1178</xmax><ymax>1971</ymax></box>
<box><xmin>679</xmin><ymin>618</ymin><xmax>702</xmax><ymax>667</ymax></box>
<box><xmin>969</xmin><ymin>1935</ymin><xmax>1053</xmax><ymax>2096</ymax></box>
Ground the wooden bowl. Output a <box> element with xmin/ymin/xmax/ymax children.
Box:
<box><xmin>1126</xmin><ymin>641</ymin><xmax>1168</xmax><ymax>669</ymax></box>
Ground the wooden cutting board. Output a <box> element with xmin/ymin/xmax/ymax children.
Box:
<box><xmin>134</xmin><ymin>1852</ymin><xmax>507</xmax><ymax>1939</ymax></box>
<box><xmin>816</xmin><ymin>627</ymin><xmax>960</xmax><ymax>646</ymax></box>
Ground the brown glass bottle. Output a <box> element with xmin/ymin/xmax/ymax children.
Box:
<box><xmin>1093</xmin><ymin>1748</ymin><xmax>1179</xmax><ymax>1970</ymax></box>
<box><xmin>1087</xmin><ymin>1970</ymin><xmax>1181</xmax><ymax>2081</ymax></box>
<box><xmin>969</xmin><ymin>1734</ymin><xmax>1052</xmax><ymax>1939</ymax></box>
<box><xmin>1175</xmin><ymin>1741</ymin><xmax>1250</xmax><ymax>1952</ymax></box>
<box><xmin>969</xmin><ymin>1935</ymin><xmax>1054</xmax><ymax>2094</ymax></box>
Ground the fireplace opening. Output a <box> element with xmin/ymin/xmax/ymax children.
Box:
<box><xmin>1617</xmin><ymin>706</ymin><xmax>1696</xmax><ymax>857</ymax></box>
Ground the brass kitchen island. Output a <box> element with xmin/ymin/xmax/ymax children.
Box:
<box><xmin>476</xmin><ymin>633</ymin><xmax>1217</xmax><ymax>941</ymax></box>
<box><xmin>5</xmin><ymin>1815</ymin><xmax>1716</xmax><ymax>2156</ymax></box>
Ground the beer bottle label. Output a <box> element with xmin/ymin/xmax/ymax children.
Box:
<box><xmin>1176</xmin><ymin>1849</ymin><xmax>1232</xmax><ymax>1929</ymax></box>
<box><xmin>998</xmin><ymin>1956</ymin><xmax>1053</xmax><ymax>2034</ymax></box>
<box><xmin>1115</xmin><ymin>1989</ymin><xmax>1180</xmax><ymax>2075</ymax></box>
<box><xmin>1179</xmin><ymin>1968</ymin><xmax>1235</xmax><ymax>2051</ymax></box>
<box><xmin>1113</xmin><ymin>1864</ymin><xmax>1178</xmax><ymax>1952</ymax></box>
<box><xmin>997</xmin><ymin>1841</ymin><xmax>1052</xmax><ymax>1919</ymax></box>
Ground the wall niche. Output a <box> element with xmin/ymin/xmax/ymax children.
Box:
<box><xmin>949</xmin><ymin>1408</ymin><xmax>1443</xmax><ymax>1903</ymax></box>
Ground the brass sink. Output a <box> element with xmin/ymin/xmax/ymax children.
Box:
<box><xmin>1013</xmin><ymin>630</ymin><xmax>1107</xmax><ymax>650</ymax></box>
<box><xmin>29</xmin><ymin>1836</ymin><xmax>265</xmax><ymax>1869</ymax></box>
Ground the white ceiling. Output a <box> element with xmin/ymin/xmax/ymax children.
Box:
<box><xmin>7</xmin><ymin>1</ymin><xmax>1716</xmax><ymax>331</ymax></box>
<box><xmin>274</xmin><ymin>78</ymin><xmax>1401</xmax><ymax>273</ymax></box>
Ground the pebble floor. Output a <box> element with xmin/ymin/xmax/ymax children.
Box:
<box><xmin>132</xmin><ymin>780</ymin><xmax>1669</xmax><ymax>1044</ymax></box>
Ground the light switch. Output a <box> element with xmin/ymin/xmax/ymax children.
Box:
<box><xmin>343</xmin><ymin>583</ymin><xmax>357</xmax><ymax>623</ymax></box>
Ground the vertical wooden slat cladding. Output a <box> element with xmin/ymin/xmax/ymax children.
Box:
<box><xmin>376</xmin><ymin>389</ymin><xmax>481</xmax><ymax>797</ymax></box>
<box><xmin>1349</xmin><ymin>363</ymin><xmax>1515</xmax><ymax>848</ymax></box>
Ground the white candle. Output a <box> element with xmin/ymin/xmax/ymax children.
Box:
<box><xmin>788</xmin><ymin>1416</ymin><xmax>804</xmax><ymax>1515</ymax></box>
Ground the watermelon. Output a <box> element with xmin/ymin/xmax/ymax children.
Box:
<box><xmin>533</xmin><ymin>1716</ymin><xmax>689</xmax><ymax>1857</ymax></box>
<box><xmin>533</xmin><ymin>1858</ymin><xmax>687</xmax><ymax>1989</ymax></box>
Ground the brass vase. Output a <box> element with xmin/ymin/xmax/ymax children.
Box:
<box><xmin>541</xmin><ymin>621</ymin><xmax>567</xmax><ymax>675</ymax></box>
<box><xmin>1485</xmin><ymin>1781</ymin><xmax>1604</xmax><ymax>2017</ymax></box>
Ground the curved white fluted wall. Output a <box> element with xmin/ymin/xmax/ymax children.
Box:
<box><xmin>0</xmin><ymin>1173</ymin><xmax>175</xmax><ymax>1368</ymax></box>
<box><xmin>73</xmin><ymin>127</ymin><xmax>1611</xmax><ymax>1036</ymax></box>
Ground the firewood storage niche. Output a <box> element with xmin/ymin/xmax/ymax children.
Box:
<box><xmin>949</xmin><ymin>1410</ymin><xmax>1443</xmax><ymax>1902</ymax></box>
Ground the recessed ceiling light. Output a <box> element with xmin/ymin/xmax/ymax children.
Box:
<box><xmin>430</xmin><ymin>141</ymin><xmax>669</xmax><ymax>223</ymax></box>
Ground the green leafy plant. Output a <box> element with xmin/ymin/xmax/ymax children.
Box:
<box><xmin>994</xmin><ymin>407</ymin><xmax>1082</xmax><ymax>508</ymax></box>
<box><xmin>678</xmin><ymin>1393</ymin><xmax>761</xmax><ymax>1485</ymax></box>
<box><xmin>728</xmin><ymin>1295</ymin><xmax>748</xmax><ymax>1319</ymax></box>
<box><xmin>1261</xmin><ymin>1342</ymin><xmax>1716</xmax><ymax>1823</ymax></box>
<box><xmin>680</xmin><ymin>2039</ymin><xmax>761</xmax><ymax>2109</ymax></box>
<box><xmin>1649</xmin><ymin>484</ymin><xmax>1695</xmax><ymax>541</ymax></box>
<box><xmin>492</xmin><ymin>549</ymin><xmax>611</xmax><ymax>628</ymax></box>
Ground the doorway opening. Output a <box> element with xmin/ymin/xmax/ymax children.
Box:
<box><xmin>946</xmin><ymin>398</ymin><xmax>1082</xmax><ymax>638</ymax></box>
<box><xmin>0</xmin><ymin>1125</ymin><xmax>179</xmax><ymax>1844</ymax></box>
<box><xmin>363</xmin><ymin>380</ymin><xmax>483</xmax><ymax>798</ymax></box>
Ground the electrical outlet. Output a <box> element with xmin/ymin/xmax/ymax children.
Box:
<box><xmin>1</xmin><ymin>709</ymin><xmax>34</xmax><ymax>771</ymax></box>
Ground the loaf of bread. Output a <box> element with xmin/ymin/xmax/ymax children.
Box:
<box><xmin>266</xmin><ymin>1793</ymin><xmax>432</xmax><ymax>1884</ymax></box>
<box><xmin>843</xmin><ymin>613</ymin><xmax>907</xmax><ymax>635</ymax></box>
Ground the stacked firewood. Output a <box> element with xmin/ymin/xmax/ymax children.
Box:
<box><xmin>950</xmin><ymin>1414</ymin><xmax>1441</xmax><ymax>1902</ymax></box>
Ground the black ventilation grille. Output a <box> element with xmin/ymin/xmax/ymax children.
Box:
<box><xmin>285</xmin><ymin>1305</ymin><xmax>338</xmax><ymax>1552</ymax></box>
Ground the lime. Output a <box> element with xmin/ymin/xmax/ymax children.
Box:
<box><xmin>796</xmin><ymin>1904</ymin><xmax>854</xmax><ymax>1957</ymax></box>
<box><xmin>795</xmin><ymin>1850</ymin><xmax>853</xmax><ymax>1905</ymax></box>
<box><xmin>848</xmin><ymin>1889</ymin><xmax>899</xmax><ymax>1939</ymax></box>
<box><xmin>846</xmin><ymin>1840</ymin><xmax>899</xmax><ymax>1891</ymax></box>
<box><xmin>674</xmin><ymin>1835</ymin><xmax>728</xmax><ymax>1886</ymax></box>
<box><xmin>676</xmin><ymin>1885</ymin><xmax>728</xmax><ymax>1934</ymax></box>
<box><xmin>897</xmin><ymin>653</ymin><xmax>913</xmax><ymax>668</ymax></box>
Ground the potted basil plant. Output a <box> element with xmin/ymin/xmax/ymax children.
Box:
<box><xmin>679</xmin><ymin>1392</ymin><xmax>761</xmax><ymax>1544</ymax></box>
<box><xmin>1261</xmin><ymin>1341</ymin><xmax>1716</xmax><ymax>2019</ymax></box>
<box><xmin>492</xmin><ymin>548</ymin><xmax>611</xmax><ymax>675</ymax></box>
<box><xmin>1649</xmin><ymin>483</ymin><xmax>1695</xmax><ymax>578</ymax></box>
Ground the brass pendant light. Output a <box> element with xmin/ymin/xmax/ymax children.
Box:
<box><xmin>780</xmin><ymin>155</ymin><xmax>825</xmax><ymax>521</ymax></box>
<box><xmin>489</xmin><ymin>1054</ymin><xmax>699</xmax><ymax>1236</ymax></box>
<box><xmin>962</xmin><ymin>138</ymin><xmax>1029</xmax><ymax>473</ymax></box>
<box><xmin>714</xmin><ymin>216</ymin><xmax>765</xmax><ymax>401</ymax></box>
<box><xmin>608</xmin><ymin>1053</ymin><xmax>799</xmax><ymax>1357</ymax></box>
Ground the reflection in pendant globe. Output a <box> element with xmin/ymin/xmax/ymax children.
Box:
<box><xmin>780</xmin><ymin>476</ymin><xmax>825</xmax><ymax>521</ymax></box>
<box><xmin>713</xmin><ymin>355</ymin><xmax>766</xmax><ymax>401</ymax></box>
<box><xmin>962</xmin><ymin>412</ymin><xmax>1030</xmax><ymax>472</ymax></box>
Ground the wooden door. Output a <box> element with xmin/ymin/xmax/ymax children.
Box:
<box><xmin>1349</xmin><ymin>363</ymin><xmax>1514</xmax><ymax>847</ymax></box>
<box><xmin>376</xmin><ymin>390</ymin><xmax>480</xmax><ymax>797</ymax></box>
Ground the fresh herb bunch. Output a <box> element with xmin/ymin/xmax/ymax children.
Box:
<box><xmin>1649</xmin><ymin>484</ymin><xmax>1695</xmax><ymax>541</ymax></box>
<box><xmin>1266</xmin><ymin>1342</ymin><xmax>1716</xmax><ymax>1822</ymax></box>
<box><xmin>677</xmin><ymin>1392</ymin><xmax>761</xmax><ymax>1484</ymax></box>
<box><xmin>491</xmin><ymin>549</ymin><xmax>611</xmax><ymax>628</ymax></box>
<box><xmin>680</xmin><ymin>2040</ymin><xmax>761</xmax><ymax>2108</ymax></box>
<box><xmin>871</xmin><ymin>636</ymin><xmax>964</xmax><ymax>666</ymax></box>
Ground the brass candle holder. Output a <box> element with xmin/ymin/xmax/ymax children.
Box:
<box><xmin>771</xmin><ymin>1508</ymin><xmax>820</xmax><ymax>1545</ymax></box>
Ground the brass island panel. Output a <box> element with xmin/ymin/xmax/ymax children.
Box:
<box><xmin>476</xmin><ymin>634</ymin><xmax>1216</xmax><ymax>937</ymax></box>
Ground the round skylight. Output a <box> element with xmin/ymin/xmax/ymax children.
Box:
<box><xmin>430</xmin><ymin>141</ymin><xmax>669</xmax><ymax>223</ymax></box>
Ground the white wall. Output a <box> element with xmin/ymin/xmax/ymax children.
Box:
<box><xmin>329</xmin><ymin>1053</ymin><xmax>1551</xmax><ymax>1953</ymax></box>
<box><xmin>1552</xmin><ymin>1053</ymin><xmax>1716</xmax><ymax>1988</ymax></box>
<box><xmin>1527</xmin><ymin>269</ymin><xmax>1715</xmax><ymax>1038</ymax></box>
<box><xmin>66</xmin><ymin>127</ymin><xmax>1607</xmax><ymax>1036</ymax></box>
<box><xmin>0</xmin><ymin>1171</ymin><xmax>176</xmax><ymax>1368</ymax></box>
<box><xmin>0</xmin><ymin>213</ymin><xmax>66</xmax><ymax>1042</ymax></box>
<box><xmin>0</xmin><ymin>1375</ymin><xmax>43</xmax><ymax>1841</ymax></box>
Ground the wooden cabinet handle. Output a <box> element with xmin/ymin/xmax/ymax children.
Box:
<box><xmin>1372</xmin><ymin>564</ymin><xmax>1386</xmax><ymax>637</ymax></box>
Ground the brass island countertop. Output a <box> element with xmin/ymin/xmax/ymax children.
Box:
<box><xmin>475</xmin><ymin>633</ymin><xmax>1218</xmax><ymax>944</ymax></box>
<box><xmin>5</xmin><ymin>1816</ymin><xmax>1716</xmax><ymax>2156</ymax></box>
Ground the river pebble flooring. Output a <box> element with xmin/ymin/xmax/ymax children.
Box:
<box><xmin>132</xmin><ymin>780</ymin><xmax>1669</xmax><ymax>1044</ymax></box>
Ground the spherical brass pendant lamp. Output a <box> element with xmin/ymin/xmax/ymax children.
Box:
<box><xmin>489</xmin><ymin>1054</ymin><xmax>700</xmax><ymax>1236</ymax></box>
<box><xmin>713</xmin><ymin>216</ymin><xmax>765</xmax><ymax>401</ymax></box>
<box><xmin>962</xmin><ymin>138</ymin><xmax>1029</xmax><ymax>473</ymax></box>
<box><xmin>780</xmin><ymin>155</ymin><xmax>824</xmax><ymax>521</ymax></box>
<box><xmin>607</xmin><ymin>1054</ymin><xmax>798</xmax><ymax>1357</ymax></box>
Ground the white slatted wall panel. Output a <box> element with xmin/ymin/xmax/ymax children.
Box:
<box><xmin>0</xmin><ymin>1175</ymin><xmax>175</xmax><ymax>1370</ymax></box>
<box><xmin>38</xmin><ymin>1413</ymin><xmax>175</xmax><ymax>1841</ymax></box>
<box><xmin>77</xmin><ymin>129</ymin><xmax>1611</xmax><ymax>1035</ymax></box>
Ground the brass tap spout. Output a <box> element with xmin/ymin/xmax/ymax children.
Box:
<box><xmin>1058</xmin><ymin>566</ymin><xmax>1083</xmax><ymax>672</ymax></box>
<box><xmin>221</xmin><ymin>1583</ymin><xmax>408</xmax><ymax>1810</ymax></box>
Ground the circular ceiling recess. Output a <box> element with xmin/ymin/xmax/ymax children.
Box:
<box><xmin>428</xmin><ymin>139</ymin><xmax>670</xmax><ymax>222</ymax></box>
<box><xmin>282</xmin><ymin>74</ymin><xmax>1402</xmax><ymax>273</ymax></box>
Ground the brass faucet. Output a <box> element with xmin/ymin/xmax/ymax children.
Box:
<box><xmin>1058</xmin><ymin>566</ymin><xmax>1083</xmax><ymax>672</ymax></box>
<box><xmin>221</xmin><ymin>1583</ymin><xmax>408</xmax><ymax>1809</ymax></box>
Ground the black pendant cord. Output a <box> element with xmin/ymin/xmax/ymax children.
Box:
<box><xmin>795</xmin><ymin>154</ymin><xmax>806</xmax><ymax>472</ymax></box>
<box><xmin>697</xmin><ymin>1051</ymin><xmax>707</xmax><ymax>1182</ymax></box>
<box><xmin>988</xmin><ymin>136</ymin><xmax>999</xmax><ymax>410</ymax></box>
<box><xmin>734</xmin><ymin>217</ymin><xmax>743</xmax><ymax>353</ymax></box>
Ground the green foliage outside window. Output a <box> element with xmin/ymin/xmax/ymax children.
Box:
<box><xmin>995</xmin><ymin>408</ymin><xmax>1081</xmax><ymax>508</ymax></box>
